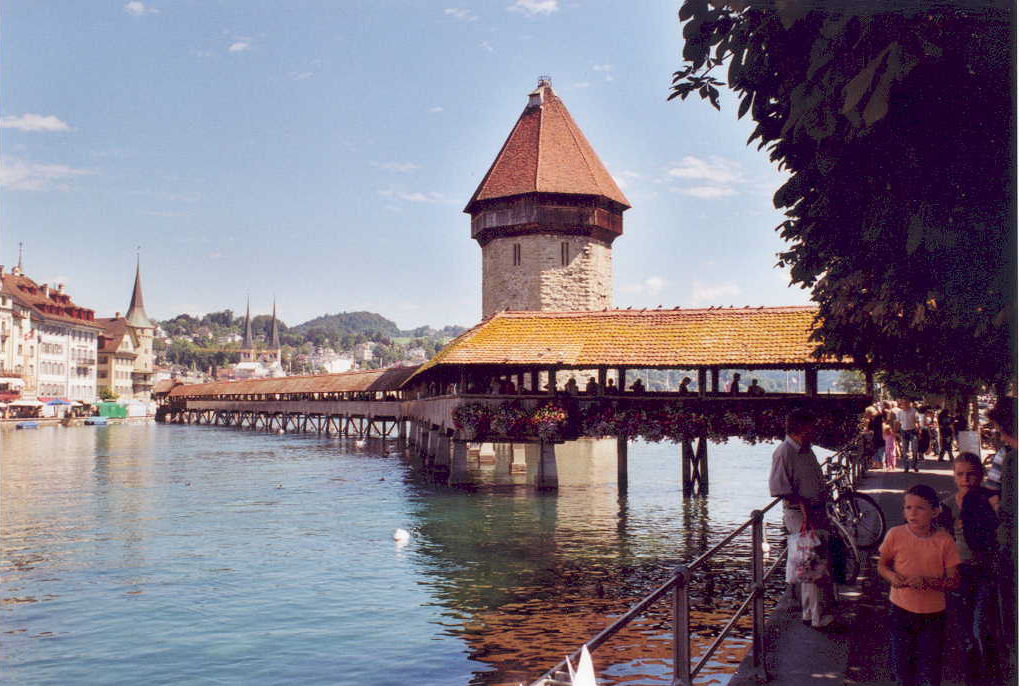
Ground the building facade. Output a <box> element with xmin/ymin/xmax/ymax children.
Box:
<box><xmin>466</xmin><ymin>79</ymin><xmax>630</xmax><ymax>318</ymax></box>
<box><xmin>97</xmin><ymin>261</ymin><xmax>155</xmax><ymax>401</ymax></box>
<box><xmin>0</xmin><ymin>261</ymin><xmax>101</xmax><ymax>401</ymax></box>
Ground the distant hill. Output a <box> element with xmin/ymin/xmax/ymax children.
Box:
<box><xmin>291</xmin><ymin>311</ymin><xmax>402</xmax><ymax>338</ymax></box>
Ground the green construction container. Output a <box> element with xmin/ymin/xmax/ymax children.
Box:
<box><xmin>97</xmin><ymin>402</ymin><xmax>128</xmax><ymax>418</ymax></box>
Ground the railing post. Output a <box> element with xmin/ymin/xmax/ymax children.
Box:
<box><xmin>672</xmin><ymin>565</ymin><xmax>692</xmax><ymax>686</ymax></box>
<box><xmin>750</xmin><ymin>509</ymin><xmax>768</xmax><ymax>682</ymax></box>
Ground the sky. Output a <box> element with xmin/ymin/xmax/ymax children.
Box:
<box><xmin>0</xmin><ymin>0</ymin><xmax>811</xmax><ymax>330</ymax></box>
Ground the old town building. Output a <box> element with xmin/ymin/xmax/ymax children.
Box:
<box><xmin>97</xmin><ymin>260</ymin><xmax>155</xmax><ymax>401</ymax></box>
<box><xmin>467</xmin><ymin>79</ymin><xmax>630</xmax><ymax>319</ymax></box>
<box><xmin>0</xmin><ymin>259</ymin><xmax>101</xmax><ymax>401</ymax></box>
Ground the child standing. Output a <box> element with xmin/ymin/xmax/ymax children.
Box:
<box><xmin>884</xmin><ymin>420</ymin><xmax>900</xmax><ymax>471</ymax></box>
<box><xmin>878</xmin><ymin>484</ymin><xmax>961</xmax><ymax>686</ymax></box>
<box><xmin>939</xmin><ymin>453</ymin><xmax>999</xmax><ymax>685</ymax></box>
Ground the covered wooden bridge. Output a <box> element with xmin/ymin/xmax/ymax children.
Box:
<box><xmin>162</xmin><ymin>306</ymin><xmax>871</xmax><ymax>490</ymax></box>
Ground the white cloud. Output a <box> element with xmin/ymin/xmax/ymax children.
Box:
<box><xmin>689</xmin><ymin>281</ymin><xmax>741</xmax><ymax>306</ymax></box>
<box><xmin>371</xmin><ymin>161</ymin><xmax>420</xmax><ymax>173</ymax></box>
<box><xmin>0</xmin><ymin>114</ymin><xmax>71</xmax><ymax>132</ymax></box>
<box><xmin>572</xmin><ymin>81</ymin><xmax>590</xmax><ymax>89</ymax></box>
<box><xmin>678</xmin><ymin>185</ymin><xmax>737</xmax><ymax>199</ymax></box>
<box><xmin>620</xmin><ymin>276</ymin><xmax>666</xmax><ymax>296</ymax></box>
<box><xmin>378</xmin><ymin>189</ymin><xmax>447</xmax><ymax>203</ymax></box>
<box><xmin>124</xmin><ymin>1</ymin><xmax>158</xmax><ymax>16</ymax></box>
<box><xmin>592</xmin><ymin>64</ymin><xmax>612</xmax><ymax>72</ymax></box>
<box><xmin>666</xmin><ymin>155</ymin><xmax>743</xmax><ymax>198</ymax></box>
<box><xmin>507</xmin><ymin>0</ymin><xmax>559</xmax><ymax>16</ymax></box>
<box><xmin>290</xmin><ymin>71</ymin><xmax>314</xmax><ymax>81</ymax></box>
<box><xmin>444</xmin><ymin>8</ymin><xmax>477</xmax><ymax>21</ymax></box>
<box><xmin>479</xmin><ymin>40</ymin><xmax>494</xmax><ymax>52</ymax></box>
<box><xmin>667</xmin><ymin>155</ymin><xmax>741</xmax><ymax>184</ymax></box>
<box><xmin>612</xmin><ymin>169</ymin><xmax>641</xmax><ymax>189</ymax></box>
<box><xmin>428</xmin><ymin>106</ymin><xmax>444</xmax><ymax>113</ymax></box>
<box><xmin>0</xmin><ymin>158</ymin><xmax>95</xmax><ymax>191</ymax></box>
<box><xmin>228</xmin><ymin>40</ymin><xmax>251</xmax><ymax>53</ymax></box>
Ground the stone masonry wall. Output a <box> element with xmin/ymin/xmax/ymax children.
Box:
<box><xmin>482</xmin><ymin>234</ymin><xmax>613</xmax><ymax>318</ymax></box>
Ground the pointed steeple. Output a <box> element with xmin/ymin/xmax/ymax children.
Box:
<box><xmin>269</xmin><ymin>299</ymin><xmax>280</xmax><ymax>350</ymax></box>
<box><xmin>125</xmin><ymin>254</ymin><xmax>152</xmax><ymax>329</ymax></box>
<box><xmin>241</xmin><ymin>297</ymin><xmax>254</xmax><ymax>349</ymax></box>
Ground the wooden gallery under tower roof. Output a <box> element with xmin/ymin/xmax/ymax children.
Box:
<box><xmin>466</xmin><ymin>78</ymin><xmax>630</xmax><ymax>319</ymax></box>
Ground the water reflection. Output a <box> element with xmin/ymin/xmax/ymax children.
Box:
<box><xmin>2</xmin><ymin>425</ymin><xmax>789</xmax><ymax>686</ymax></box>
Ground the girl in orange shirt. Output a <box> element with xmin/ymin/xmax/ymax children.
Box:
<box><xmin>878</xmin><ymin>484</ymin><xmax>961</xmax><ymax>686</ymax></box>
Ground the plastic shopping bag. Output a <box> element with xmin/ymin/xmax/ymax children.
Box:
<box><xmin>789</xmin><ymin>528</ymin><xmax>828</xmax><ymax>583</ymax></box>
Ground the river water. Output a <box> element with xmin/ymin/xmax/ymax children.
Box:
<box><xmin>1</xmin><ymin>424</ymin><xmax>817</xmax><ymax>685</ymax></box>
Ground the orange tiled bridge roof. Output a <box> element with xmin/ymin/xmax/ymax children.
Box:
<box><xmin>414</xmin><ymin>306</ymin><xmax>845</xmax><ymax>374</ymax></box>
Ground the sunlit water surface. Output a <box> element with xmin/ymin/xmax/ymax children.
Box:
<box><xmin>1</xmin><ymin>424</ymin><xmax>816</xmax><ymax>685</ymax></box>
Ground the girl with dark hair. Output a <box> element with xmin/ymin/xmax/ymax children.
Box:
<box><xmin>878</xmin><ymin>484</ymin><xmax>961</xmax><ymax>686</ymax></box>
<box><xmin>939</xmin><ymin>453</ymin><xmax>999</xmax><ymax>685</ymax></box>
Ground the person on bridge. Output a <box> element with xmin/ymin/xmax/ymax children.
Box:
<box><xmin>728</xmin><ymin>372</ymin><xmax>741</xmax><ymax>394</ymax></box>
<box><xmin>747</xmin><ymin>378</ymin><xmax>765</xmax><ymax>396</ymax></box>
<box><xmin>678</xmin><ymin>377</ymin><xmax>692</xmax><ymax>395</ymax></box>
<box><xmin>768</xmin><ymin>408</ymin><xmax>835</xmax><ymax>629</ymax></box>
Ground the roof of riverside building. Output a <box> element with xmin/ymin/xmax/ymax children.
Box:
<box><xmin>411</xmin><ymin>306</ymin><xmax>845</xmax><ymax>375</ymax></box>
<box><xmin>0</xmin><ymin>270</ymin><xmax>102</xmax><ymax>328</ymax></box>
<box><xmin>464</xmin><ymin>79</ymin><xmax>630</xmax><ymax>212</ymax></box>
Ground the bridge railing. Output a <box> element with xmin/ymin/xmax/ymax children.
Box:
<box><xmin>529</xmin><ymin>496</ymin><xmax>787</xmax><ymax>686</ymax></box>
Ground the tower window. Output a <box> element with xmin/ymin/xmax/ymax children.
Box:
<box><xmin>512</xmin><ymin>243</ymin><xmax>521</xmax><ymax>266</ymax></box>
<box><xmin>561</xmin><ymin>242</ymin><xmax>569</xmax><ymax>266</ymax></box>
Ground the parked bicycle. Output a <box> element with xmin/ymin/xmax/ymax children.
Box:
<box><xmin>823</xmin><ymin>451</ymin><xmax>887</xmax><ymax>551</ymax></box>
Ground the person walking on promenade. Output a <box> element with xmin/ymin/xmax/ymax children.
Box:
<box><xmin>938</xmin><ymin>453</ymin><xmax>999</xmax><ymax>686</ymax></box>
<box><xmin>885</xmin><ymin>417</ymin><xmax>900</xmax><ymax>471</ymax></box>
<box><xmin>896</xmin><ymin>399</ymin><xmax>921</xmax><ymax>473</ymax></box>
<box><xmin>937</xmin><ymin>409</ymin><xmax>955</xmax><ymax>462</ymax></box>
<box><xmin>769</xmin><ymin>409</ymin><xmax>835</xmax><ymax>629</ymax></box>
<box><xmin>867</xmin><ymin>406</ymin><xmax>886</xmax><ymax>469</ymax></box>
<box><xmin>878</xmin><ymin>484</ymin><xmax>961</xmax><ymax>686</ymax></box>
<box><xmin>984</xmin><ymin>396</ymin><xmax>1016</xmax><ymax>684</ymax></box>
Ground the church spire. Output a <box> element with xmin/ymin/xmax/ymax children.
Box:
<box><xmin>241</xmin><ymin>297</ymin><xmax>254</xmax><ymax>350</ymax></box>
<box><xmin>125</xmin><ymin>253</ymin><xmax>152</xmax><ymax>328</ymax></box>
<box><xmin>270</xmin><ymin>299</ymin><xmax>280</xmax><ymax>350</ymax></box>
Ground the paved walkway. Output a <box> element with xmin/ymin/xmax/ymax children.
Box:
<box><xmin>731</xmin><ymin>458</ymin><xmax>966</xmax><ymax>686</ymax></box>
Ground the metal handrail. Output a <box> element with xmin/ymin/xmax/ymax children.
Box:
<box><xmin>529</xmin><ymin>496</ymin><xmax>786</xmax><ymax>686</ymax></box>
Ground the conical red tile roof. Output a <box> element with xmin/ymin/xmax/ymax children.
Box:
<box><xmin>465</xmin><ymin>81</ymin><xmax>630</xmax><ymax>212</ymax></box>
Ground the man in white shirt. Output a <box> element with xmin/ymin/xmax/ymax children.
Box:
<box><xmin>769</xmin><ymin>409</ymin><xmax>835</xmax><ymax>629</ymax></box>
<box><xmin>895</xmin><ymin>399</ymin><xmax>921</xmax><ymax>473</ymax></box>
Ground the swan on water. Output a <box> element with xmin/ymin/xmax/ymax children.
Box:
<box><xmin>393</xmin><ymin>528</ymin><xmax>411</xmax><ymax>545</ymax></box>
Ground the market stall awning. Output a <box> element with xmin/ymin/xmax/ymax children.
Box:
<box><xmin>0</xmin><ymin>377</ymin><xmax>25</xmax><ymax>388</ymax></box>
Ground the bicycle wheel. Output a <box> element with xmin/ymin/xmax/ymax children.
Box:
<box><xmin>829</xmin><ymin>518</ymin><xmax>861</xmax><ymax>586</ymax></box>
<box><xmin>842</xmin><ymin>493</ymin><xmax>886</xmax><ymax>550</ymax></box>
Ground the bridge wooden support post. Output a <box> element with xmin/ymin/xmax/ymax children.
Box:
<box><xmin>434</xmin><ymin>430</ymin><xmax>451</xmax><ymax>477</ymax></box>
<box><xmin>805</xmin><ymin>366</ymin><xmax>818</xmax><ymax>397</ymax></box>
<box><xmin>681</xmin><ymin>439</ymin><xmax>694</xmax><ymax>496</ymax></box>
<box><xmin>698</xmin><ymin>369</ymin><xmax>707</xmax><ymax>397</ymax></box>
<box><xmin>710</xmin><ymin>368</ymin><xmax>720</xmax><ymax>394</ymax></box>
<box><xmin>616</xmin><ymin>435</ymin><xmax>628</xmax><ymax>492</ymax></box>
<box><xmin>695</xmin><ymin>436</ymin><xmax>709</xmax><ymax>495</ymax></box>
<box><xmin>449</xmin><ymin>440</ymin><xmax>470</xmax><ymax>485</ymax></box>
<box><xmin>424</xmin><ymin>425</ymin><xmax>437</xmax><ymax>465</ymax></box>
<box><xmin>865</xmin><ymin>369</ymin><xmax>875</xmax><ymax>397</ymax></box>
<box><xmin>536</xmin><ymin>441</ymin><xmax>558</xmax><ymax>490</ymax></box>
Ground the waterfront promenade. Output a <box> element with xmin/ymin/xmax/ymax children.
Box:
<box><xmin>731</xmin><ymin>460</ymin><xmax>966</xmax><ymax>686</ymax></box>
